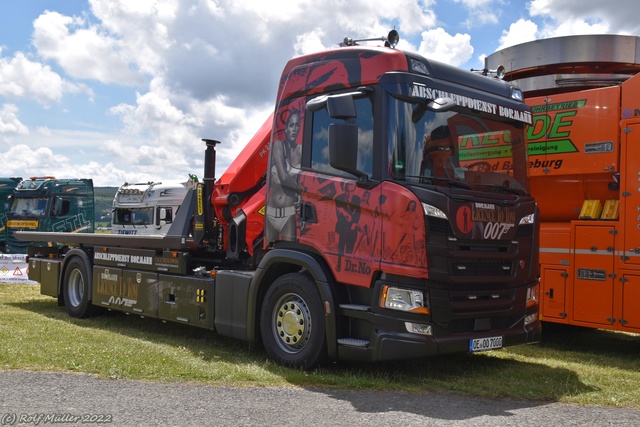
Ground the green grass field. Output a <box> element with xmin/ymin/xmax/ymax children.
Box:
<box><xmin>1</xmin><ymin>283</ymin><xmax>639</xmax><ymax>409</ymax></box>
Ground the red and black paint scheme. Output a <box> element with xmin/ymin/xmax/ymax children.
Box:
<box><xmin>21</xmin><ymin>32</ymin><xmax>540</xmax><ymax>369</ymax></box>
<box><xmin>253</xmin><ymin>40</ymin><xmax>539</xmax><ymax>362</ymax></box>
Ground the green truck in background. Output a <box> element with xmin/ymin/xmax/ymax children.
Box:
<box><xmin>5</xmin><ymin>177</ymin><xmax>94</xmax><ymax>254</ymax></box>
<box><xmin>0</xmin><ymin>177</ymin><xmax>22</xmax><ymax>253</ymax></box>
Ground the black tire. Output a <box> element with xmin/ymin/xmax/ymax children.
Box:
<box><xmin>63</xmin><ymin>256</ymin><xmax>95</xmax><ymax>318</ymax></box>
<box><xmin>260</xmin><ymin>272</ymin><xmax>327</xmax><ymax>369</ymax></box>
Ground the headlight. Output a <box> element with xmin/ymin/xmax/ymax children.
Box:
<box><xmin>525</xmin><ymin>313</ymin><xmax>538</xmax><ymax>325</ymax></box>
<box><xmin>510</xmin><ymin>87</ymin><xmax>523</xmax><ymax>101</ymax></box>
<box><xmin>422</xmin><ymin>202</ymin><xmax>448</xmax><ymax>219</ymax></box>
<box><xmin>379</xmin><ymin>285</ymin><xmax>429</xmax><ymax>314</ymax></box>
<box><xmin>409</xmin><ymin>58</ymin><xmax>429</xmax><ymax>75</ymax></box>
<box><xmin>519</xmin><ymin>212</ymin><xmax>535</xmax><ymax>225</ymax></box>
<box><xmin>526</xmin><ymin>283</ymin><xmax>538</xmax><ymax>308</ymax></box>
<box><xmin>405</xmin><ymin>322</ymin><xmax>432</xmax><ymax>335</ymax></box>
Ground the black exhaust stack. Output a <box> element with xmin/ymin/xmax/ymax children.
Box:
<box><xmin>193</xmin><ymin>139</ymin><xmax>220</xmax><ymax>245</ymax></box>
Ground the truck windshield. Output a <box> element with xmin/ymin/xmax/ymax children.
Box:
<box><xmin>112</xmin><ymin>207</ymin><xmax>154</xmax><ymax>226</ymax></box>
<box><xmin>387</xmin><ymin>96</ymin><xmax>528</xmax><ymax>193</ymax></box>
<box><xmin>10</xmin><ymin>197</ymin><xmax>48</xmax><ymax>217</ymax></box>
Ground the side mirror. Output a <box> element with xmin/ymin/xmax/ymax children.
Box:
<box><xmin>327</xmin><ymin>94</ymin><xmax>356</xmax><ymax>119</ymax></box>
<box><xmin>329</xmin><ymin>123</ymin><xmax>366</xmax><ymax>179</ymax></box>
<box><xmin>306</xmin><ymin>92</ymin><xmax>360</xmax><ymax>119</ymax></box>
<box><xmin>51</xmin><ymin>197</ymin><xmax>63</xmax><ymax>217</ymax></box>
<box><xmin>156</xmin><ymin>207</ymin><xmax>164</xmax><ymax>228</ymax></box>
<box><xmin>427</xmin><ymin>97</ymin><xmax>456</xmax><ymax>112</ymax></box>
<box><xmin>412</xmin><ymin>97</ymin><xmax>456</xmax><ymax>123</ymax></box>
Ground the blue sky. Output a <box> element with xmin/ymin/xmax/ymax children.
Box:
<box><xmin>1</xmin><ymin>0</ymin><xmax>639</xmax><ymax>186</ymax></box>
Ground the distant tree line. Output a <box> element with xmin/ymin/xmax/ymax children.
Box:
<box><xmin>94</xmin><ymin>187</ymin><xmax>118</xmax><ymax>227</ymax></box>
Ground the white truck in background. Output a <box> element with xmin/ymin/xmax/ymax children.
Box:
<box><xmin>111</xmin><ymin>177</ymin><xmax>196</xmax><ymax>236</ymax></box>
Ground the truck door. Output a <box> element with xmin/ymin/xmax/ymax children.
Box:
<box><xmin>622</xmin><ymin>123</ymin><xmax>640</xmax><ymax>265</ymax></box>
<box><xmin>619</xmin><ymin>274</ymin><xmax>640</xmax><ymax>332</ymax></box>
<box><xmin>573</xmin><ymin>224</ymin><xmax>615</xmax><ymax>326</ymax></box>
<box><xmin>619</xmin><ymin>123</ymin><xmax>640</xmax><ymax>332</ymax></box>
<box><xmin>297</xmin><ymin>94</ymin><xmax>382</xmax><ymax>285</ymax></box>
<box><xmin>541</xmin><ymin>267</ymin><xmax>568</xmax><ymax>321</ymax></box>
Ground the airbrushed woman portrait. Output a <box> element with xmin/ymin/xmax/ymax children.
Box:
<box><xmin>265</xmin><ymin>109</ymin><xmax>302</xmax><ymax>242</ymax></box>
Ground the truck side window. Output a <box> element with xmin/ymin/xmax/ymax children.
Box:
<box><xmin>52</xmin><ymin>198</ymin><xmax>71</xmax><ymax>217</ymax></box>
<box><xmin>310</xmin><ymin>96</ymin><xmax>373</xmax><ymax>177</ymax></box>
<box><xmin>158</xmin><ymin>207</ymin><xmax>173</xmax><ymax>224</ymax></box>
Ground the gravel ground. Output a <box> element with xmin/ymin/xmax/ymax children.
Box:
<box><xmin>1</xmin><ymin>370</ymin><xmax>639</xmax><ymax>426</ymax></box>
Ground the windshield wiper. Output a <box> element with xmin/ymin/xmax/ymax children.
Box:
<box><xmin>475</xmin><ymin>184</ymin><xmax>526</xmax><ymax>196</ymax></box>
<box><xmin>404</xmin><ymin>175</ymin><xmax>472</xmax><ymax>189</ymax></box>
<box><xmin>16</xmin><ymin>211</ymin><xmax>37</xmax><ymax>218</ymax></box>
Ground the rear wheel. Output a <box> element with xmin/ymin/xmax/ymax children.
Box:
<box><xmin>260</xmin><ymin>272</ymin><xmax>327</xmax><ymax>369</ymax></box>
<box><xmin>63</xmin><ymin>256</ymin><xmax>96</xmax><ymax>318</ymax></box>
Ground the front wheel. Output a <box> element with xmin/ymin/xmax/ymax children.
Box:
<box><xmin>63</xmin><ymin>256</ymin><xmax>96</xmax><ymax>318</ymax></box>
<box><xmin>260</xmin><ymin>272</ymin><xmax>327</xmax><ymax>369</ymax></box>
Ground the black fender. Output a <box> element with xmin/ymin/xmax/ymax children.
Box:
<box><xmin>247</xmin><ymin>248</ymin><xmax>338</xmax><ymax>360</ymax></box>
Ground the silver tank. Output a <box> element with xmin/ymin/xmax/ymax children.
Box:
<box><xmin>484</xmin><ymin>34</ymin><xmax>640</xmax><ymax>94</ymax></box>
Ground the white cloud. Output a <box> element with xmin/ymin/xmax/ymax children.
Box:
<box><xmin>494</xmin><ymin>0</ymin><xmax>640</xmax><ymax>53</ymax></box>
<box><xmin>418</xmin><ymin>28</ymin><xmax>474</xmax><ymax>66</ymax></box>
<box><xmin>1</xmin><ymin>130</ymin><xmax>194</xmax><ymax>186</ymax></box>
<box><xmin>0</xmin><ymin>104</ymin><xmax>28</xmax><ymax>137</ymax></box>
<box><xmin>529</xmin><ymin>0</ymin><xmax>640</xmax><ymax>36</ymax></box>
<box><xmin>453</xmin><ymin>0</ymin><xmax>499</xmax><ymax>28</ymax></box>
<box><xmin>497</xmin><ymin>19</ymin><xmax>538</xmax><ymax>50</ymax></box>
<box><xmin>455</xmin><ymin>0</ymin><xmax>493</xmax><ymax>6</ymax></box>
<box><xmin>0</xmin><ymin>144</ymin><xmax>67</xmax><ymax>174</ymax></box>
<box><xmin>294</xmin><ymin>29</ymin><xmax>329</xmax><ymax>57</ymax></box>
<box><xmin>105</xmin><ymin>79</ymin><xmax>275</xmax><ymax>180</ymax></box>
<box><xmin>110</xmin><ymin>84</ymin><xmax>198</xmax><ymax>136</ymax></box>
<box><xmin>0</xmin><ymin>52</ymin><xmax>91</xmax><ymax>106</ymax></box>
<box><xmin>36</xmin><ymin>127</ymin><xmax>53</xmax><ymax>137</ymax></box>
<box><xmin>32</xmin><ymin>11</ymin><xmax>146</xmax><ymax>86</ymax></box>
<box><xmin>88</xmin><ymin>0</ymin><xmax>178</xmax><ymax>74</ymax></box>
<box><xmin>542</xmin><ymin>20</ymin><xmax>610</xmax><ymax>39</ymax></box>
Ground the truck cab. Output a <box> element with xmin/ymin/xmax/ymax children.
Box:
<box><xmin>6</xmin><ymin>177</ymin><xmax>94</xmax><ymax>253</ymax></box>
<box><xmin>112</xmin><ymin>179</ymin><xmax>194</xmax><ymax>236</ymax></box>
<box><xmin>209</xmin><ymin>33</ymin><xmax>540</xmax><ymax>364</ymax></box>
<box><xmin>0</xmin><ymin>177</ymin><xmax>22</xmax><ymax>253</ymax></box>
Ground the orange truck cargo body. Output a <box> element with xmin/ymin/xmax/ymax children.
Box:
<box><xmin>486</xmin><ymin>34</ymin><xmax>640</xmax><ymax>334</ymax></box>
<box><xmin>527</xmin><ymin>87</ymin><xmax>619</xmax><ymax>222</ymax></box>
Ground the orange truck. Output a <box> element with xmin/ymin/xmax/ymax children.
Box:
<box><xmin>486</xmin><ymin>34</ymin><xmax>640</xmax><ymax>333</ymax></box>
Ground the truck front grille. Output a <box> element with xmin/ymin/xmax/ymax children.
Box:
<box><xmin>450</xmin><ymin>259</ymin><xmax>513</xmax><ymax>276</ymax></box>
<box><xmin>448</xmin><ymin>316</ymin><xmax>515</xmax><ymax>334</ymax></box>
<box><xmin>430</xmin><ymin>286</ymin><xmax>520</xmax><ymax>334</ymax></box>
<box><xmin>426</xmin><ymin>217</ymin><xmax>451</xmax><ymax>234</ymax></box>
<box><xmin>454</xmin><ymin>239</ymin><xmax>511</xmax><ymax>252</ymax></box>
<box><xmin>7</xmin><ymin>234</ymin><xmax>31</xmax><ymax>253</ymax></box>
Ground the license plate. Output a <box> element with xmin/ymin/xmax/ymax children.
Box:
<box><xmin>469</xmin><ymin>336</ymin><xmax>503</xmax><ymax>352</ymax></box>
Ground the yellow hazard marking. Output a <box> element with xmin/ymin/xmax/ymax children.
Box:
<box><xmin>197</xmin><ymin>185</ymin><xmax>203</xmax><ymax>216</ymax></box>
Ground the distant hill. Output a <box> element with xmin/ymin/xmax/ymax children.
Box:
<box><xmin>95</xmin><ymin>187</ymin><xmax>117</xmax><ymax>227</ymax></box>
